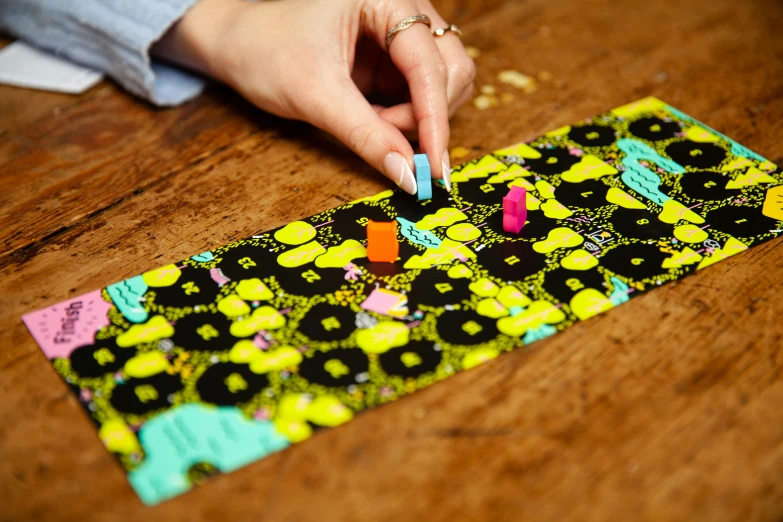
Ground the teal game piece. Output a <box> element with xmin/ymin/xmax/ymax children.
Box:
<box><xmin>413</xmin><ymin>153</ymin><xmax>432</xmax><ymax>200</ymax></box>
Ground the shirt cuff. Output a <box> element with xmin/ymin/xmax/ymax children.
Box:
<box><xmin>0</xmin><ymin>0</ymin><xmax>206</xmax><ymax>106</ymax></box>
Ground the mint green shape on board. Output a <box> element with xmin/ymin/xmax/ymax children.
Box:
<box><xmin>396</xmin><ymin>217</ymin><xmax>442</xmax><ymax>249</ymax></box>
<box><xmin>107</xmin><ymin>275</ymin><xmax>148</xmax><ymax>323</ymax></box>
<box><xmin>617</xmin><ymin>138</ymin><xmax>685</xmax><ymax>206</ymax></box>
<box><xmin>608</xmin><ymin>276</ymin><xmax>632</xmax><ymax>306</ymax></box>
<box><xmin>128</xmin><ymin>404</ymin><xmax>290</xmax><ymax>505</ymax></box>
<box><xmin>522</xmin><ymin>324</ymin><xmax>557</xmax><ymax>344</ymax></box>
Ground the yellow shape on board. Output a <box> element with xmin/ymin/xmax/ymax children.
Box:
<box><xmin>673</xmin><ymin>224</ymin><xmax>709</xmax><ymax>244</ymax></box>
<box><xmin>356</xmin><ymin>321</ymin><xmax>409</xmax><ymax>354</ymax></box>
<box><xmin>540</xmin><ymin>199</ymin><xmax>573</xmax><ymax>219</ymax></box>
<box><xmin>447</xmin><ymin>264</ymin><xmax>473</xmax><ymax>279</ymax></box>
<box><xmin>560</xmin><ymin>155</ymin><xmax>618</xmax><ymax>183</ymax></box>
<box><xmin>533</xmin><ymin>227</ymin><xmax>583</xmax><ymax>254</ymax></box>
<box><xmin>274</xmin><ymin>419</ymin><xmax>312</xmax><ymax>443</ymax></box>
<box><xmin>116</xmin><ymin>316</ymin><xmax>174</xmax><ymax>348</ymax></box>
<box><xmin>274</xmin><ymin>221</ymin><xmax>316</xmax><ymax>245</ymax></box>
<box><xmin>416</xmin><ymin>207</ymin><xmax>468</xmax><ymax>230</ymax></box>
<box><xmin>762</xmin><ymin>185</ymin><xmax>783</xmax><ymax>221</ymax></box>
<box><xmin>349</xmin><ymin>189</ymin><xmax>394</xmax><ymax>205</ymax></box>
<box><xmin>404</xmin><ymin>239</ymin><xmax>476</xmax><ymax>270</ymax></box>
<box><xmin>476</xmin><ymin>298</ymin><xmax>509</xmax><ymax>319</ymax></box>
<box><xmin>277</xmin><ymin>394</ymin><xmax>311</xmax><ymax>422</ymax></box>
<box><xmin>606</xmin><ymin>187</ymin><xmax>646</xmax><ymax>209</ymax></box>
<box><xmin>760</xmin><ymin>160</ymin><xmax>778</xmax><ymax>172</ymax></box>
<box><xmin>488</xmin><ymin>164</ymin><xmax>528</xmax><ymax>183</ymax></box>
<box><xmin>401</xmin><ymin>352</ymin><xmax>423</xmax><ymax>368</ymax></box>
<box><xmin>250</xmin><ymin>346</ymin><xmax>303</xmax><ymax>374</ymax></box>
<box><xmin>658</xmin><ymin>199</ymin><xmax>705</xmax><ymax>224</ymax></box>
<box><xmin>508</xmin><ymin>177</ymin><xmax>535</xmax><ymax>192</ymax></box>
<box><xmin>684</xmin><ymin>125</ymin><xmax>719</xmax><ymax>143</ymax></box>
<box><xmin>535</xmin><ymin>180</ymin><xmax>556</xmax><ymax>199</ymax></box>
<box><xmin>99</xmin><ymin>419</ymin><xmax>141</xmax><ymax>455</ymax></box>
<box><xmin>545</xmin><ymin>125</ymin><xmax>571</xmax><ymax>137</ymax></box>
<box><xmin>662</xmin><ymin>247</ymin><xmax>704</xmax><ymax>269</ymax></box>
<box><xmin>469</xmin><ymin>278</ymin><xmax>500</xmax><ymax>298</ymax></box>
<box><xmin>277</xmin><ymin>241</ymin><xmax>326</xmax><ymax>268</ymax></box>
<box><xmin>721</xmin><ymin>157</ymin><xmax>755</xmax><ymax>172</ymax></box>
<box><xmin>315</xmin><ymin>239</ymin><xmax>367</xmax><ymax>268</ymax></box>
<box><xmin>142</xmin><ymin>264</ymin><xmax>181</xmax><ymax>287</ymax></box>
<box><xmin>229</xmin><ymin>306</ymin><xmax>285</xmax><ymax>337</ymax></box>
<box><xmin>228</xmin><ymin>340</ymin><xmax>259</xmax><ymax>364</ymax></box>
<box><xmin>446</xmin><ymin>223</ymin><xmax>482</xmax><ymax>242</ymax></box>
<box><xmin>569</xmin><ymin>288</ymin><xmax>614</xmax><ymax>321</ymax></box>
<box><xmin>497</xmin><ymin>285</ymin><xmax>532</xmax><ymax>309</ymax></box>
<box><xmin>696</xmin><ymin>237</ymin><xmax>748</xmax><ymax>270</ymax></box>
<box><xmin>496</xmin><ymin>142</ymin><xmax>542</xmax><ymax>159</ymax></box>
<box><xmin>124</xmin><ymin>351</ymin><xmax>169</xmax><ymax>378</ymax></box>
<box><xmin>526</xmin><ymin>193</ymin><xmax>541</xmax><ymax>210</ymax></box>
<box><xmin>725</xmin><ymin>167</ymin><xmax>778</xmax><ymax>189</ymax></box>
<box><xmin>306</xmin><ymin>396</ymin><xmax>354</xmax><ymax>427</ymax></box>
<box><xmin>462</xmin><ymin>348</ymin><xmax>500</xmax><ymax>370</ymax></box>
<box><xmin>235</xmin><ymin>278</ymin><xmax>273</xmax><ymax>301</ymax></box>
<box><xmin>497</xmin><ymin>301</ymin><xmax>565</xmax><ymax>337</ymax></box>
<box><xmin>611</xmin><ymin>97</ymin><xmax>666</xmax><ymax>118</ymax></box>
<box><xmin>454</xmin><ymin>155</ymin><xmax>508</xmax><ymax>181</ymax></box>
<box><xmin>560</xmin><ymin>249</ymin><xmax>599</xmax><ymax>271</ymax></box>
<box><xmin>217</xmin><ymin>294</ymin><xmax>251</xmax><ymax>318</ymax></box>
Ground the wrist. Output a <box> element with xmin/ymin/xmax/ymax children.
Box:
<box><xmin>151</xmin><ymin>0</ymin><xmax>251</xmax><ymax>84</ymax></box>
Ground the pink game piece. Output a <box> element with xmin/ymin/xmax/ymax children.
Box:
<box><xmin>503</xmin><ymin>186</ymin><xmax>527</xmax><ymax>233</ymax></box>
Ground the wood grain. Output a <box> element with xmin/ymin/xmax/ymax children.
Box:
<box><xmin>2</xmin><ymin>0</ymin><xmax>783</xmax><ymax>520</ymax></box>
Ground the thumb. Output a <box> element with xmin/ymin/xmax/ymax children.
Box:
<box><xmin>306</xmin><ymin>76</ymin><xmax>418</xmax><ymax>195</ymax></box>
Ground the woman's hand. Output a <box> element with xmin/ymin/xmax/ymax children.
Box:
<box><xmin>152</xmin><ymin>0</ymin><xmax>476</xmax><ymax>194</ymax></box>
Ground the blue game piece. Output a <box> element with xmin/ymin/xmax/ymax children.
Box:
<box><xmin>413</xmin><ymin>153</ymin><xmax>432</xmax><ymax>200</ymax></box>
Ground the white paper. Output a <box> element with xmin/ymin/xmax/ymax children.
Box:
<box><xmin>0</xmin><ymin>41</ymin><xmax>103</xmax><ymax>94</ymax></box>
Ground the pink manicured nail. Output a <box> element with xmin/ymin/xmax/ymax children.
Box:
<box><xmin>384</xmin><ymin>152</ymin><xmax>417</xmax><ymax>195</ymax></box>
<box><xmin>442</xmin><ymin>150</ymin><xmax>452</xmax><ymax>192</ymax></box>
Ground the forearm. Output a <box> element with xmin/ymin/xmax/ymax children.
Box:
<box><xmin>150</xmin><ymin>0</ymin><xmax>249</xmax><ymax>84</ymax></box>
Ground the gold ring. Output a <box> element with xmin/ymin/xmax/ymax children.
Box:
<box><xmin>433</xmin><ymin>24</ymin><xmax>462</xmax><ymax>39</ymax></box>
<box><xmin>385</xmin><ymin>14</ymin><xmax>432</xmax><ymax>50</ymax></box>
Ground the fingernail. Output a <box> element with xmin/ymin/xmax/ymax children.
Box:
<box><xmin>384</xmin><ymin>152</ymin><xmax>417</xmax><ymax>195</ymax></box>
<box><xmin>442</xmin><ymin>150</ymin><xmax>452</xmax><ymax>192</ymax></box>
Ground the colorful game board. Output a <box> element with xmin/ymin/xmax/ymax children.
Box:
<box><xmin>23</xmin><ymin>97</ymin><xmax>782</xmax><ymax>505</ymax></box>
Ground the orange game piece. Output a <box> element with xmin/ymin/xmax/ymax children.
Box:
<box><xmin>366</xmin><ymin>221</ymin><xmax>399</xmax><ymax>262</ymax></box>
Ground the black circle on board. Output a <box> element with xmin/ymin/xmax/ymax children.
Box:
<box><xmin>298</xmin><ymin>348</ymin><xmax>369</xmax><ymax>387</ymax></box>
<box><xmin>379</xmin><ymin>341</ymin><xmax>442</xmax><ymax>378</ymax></box>
<box><xmin>69</xmin><ymin>338</ymin><xmax>133</xmax><ymax>378</ymax></box>
<box><xmin>627</xmin><ymin>116</ymin><xmax>681</xmax><ymax>142</ymax></box>
<box><xmin>665</xmin><ymin>141</ymin><xmax>727</xmax><ymax>169</ymax></box>
<box><xmin>196</xmin><ymin>362</ymin><xmax>269</xmax><ymax>405</ymax></box>
<box><xmin>110</xmin><ymin>373</ymin><xmax>183</xmax><ymax>414</ymax></box>
<box><xmin>476</xmin><ymin>240</ymin><xmax>547</xmax><ymax>283</ymax></box>
<box><xmin>297</xmin><ymin>302</ymin><xmax>357</xmax><ymax>342</ymax></box>
<box><xmin>610</xmin><ymin>207</ymin><xmax>674</xmax><ymax>240</ymax></box>
<box><xmin>599</xmin><ymin>243</ymin><xmax>669</xmax><ymax>281</ymax></box>
<box><xmin>554</xmin><ymin>179</ymin><xmax>610</xmax><ymax>209</ymax></box>
<box><xmin>172</xmin><ymin>313</ymin><xmax>235</xmax><ymax>350</ymax></box>
<box><xmin>568</xmin><ymin>124</ymin><xmax>617</xmax><ymax>147</ymax></box>
<box><xmin>705</xmin><ymin>205</ymin><xmax>777</xmax><ymax>238</ymax></box>
<box><xmin>436</xmin><ymin>309</ymin><xmax>500</xmax><ymax>345</ymax></box>
<box><xmin>524</xmin><ymin>147</ymin><xmax>581</xmax><ymax>176</ymax></box>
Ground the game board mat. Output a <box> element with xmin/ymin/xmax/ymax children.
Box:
<box><xmin>23</xmin><ymin>97</ymin><xmax>783</xmax><ymax>505</ymax></box>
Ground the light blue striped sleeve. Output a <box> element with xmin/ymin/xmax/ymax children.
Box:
<box><xmin>0</xmin><ymin>0</ymin><xmax>205</xmax><ymax>106</ymax></box>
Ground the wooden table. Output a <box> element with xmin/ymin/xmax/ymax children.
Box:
<box><xmin>2</xmin><ymin>0</ymin><xmax>782</xmax><ymax>520</ymax></box>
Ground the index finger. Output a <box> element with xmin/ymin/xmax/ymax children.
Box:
<box><xmin>374</xmin><ymin>7</ymin><xmax>450</xmax><ymax>183</ymax></box>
